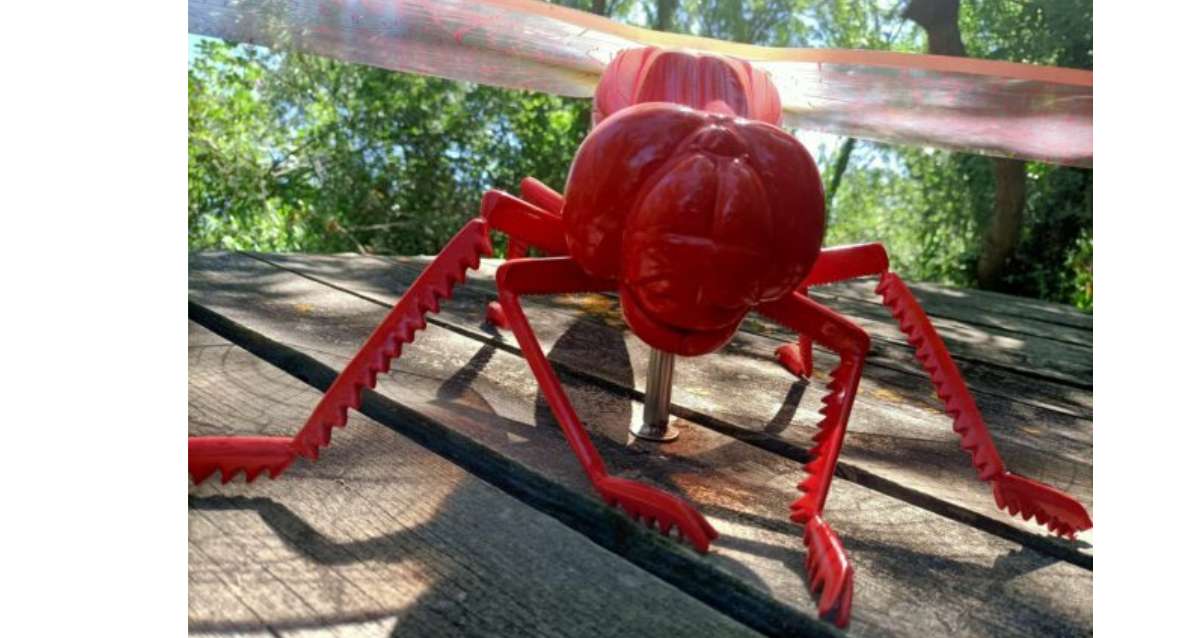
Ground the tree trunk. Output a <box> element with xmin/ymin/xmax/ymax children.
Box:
<box><xmin>654</xmin><ymin>0</ymin><xmax>678</xmax><ymax>32</ymax></box>
<box><xmin>904</xmin><ymin>0</ymin><xmax>1026</xmax><ymax>290</ymax></box>
<box><xmin>903</xmin><ymin>0</ymin><xmax>965</xmax><ymax>56</ymax></box>
<box><xmin>977</xmin><ymin>158</ymin><xmax>1027</xmax><ymax>287</ymax></box>
<box><xmin>825</xmin><ymin>137</ymin><xmax>857</xmax><ymax>209</ymax></box>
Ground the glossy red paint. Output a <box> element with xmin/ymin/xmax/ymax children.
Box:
<box><xmin>593</xmin><ymin>46</ymin><xmax>782</xmax><ymax>126</ymax></box>
<box><xmin>189</xmin><ymin>45</ymin><xmax>1092</xmax><ymax>631</ymax></box>
<box><xmin>563</xmin><ymin>103</ymin><xmax>824</xmax><ymax>355</ymax></box>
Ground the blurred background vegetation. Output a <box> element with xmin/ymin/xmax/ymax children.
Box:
<box><xmin>189</xmin><ymin>0</ymin><xmax>1092</xmax><ymax>310</ymax></box>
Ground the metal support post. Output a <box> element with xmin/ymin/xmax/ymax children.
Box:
<box><xmin>630</xmin><ymin>348</ymin><xmax>679</xmax><ymax>441</ymax></box>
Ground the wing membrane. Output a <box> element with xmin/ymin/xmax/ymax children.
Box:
<box><xmin>189</xmin><ymin>0</ymin><xmax>1091</xmax><ymax>166</ymax></box>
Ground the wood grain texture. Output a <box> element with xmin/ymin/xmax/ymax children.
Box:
<box><xmin>314</xmin><ymin>253</ymin><xmax>1092</xmax><ymax>417</ymax></box>
<box><xmin>390</xmin><ymin>256</ymin><xmax>1093</xmax><ymax>414</ymax></box>
<box><xmin>252</xmin><ymin>252</ymin><xmax>1093</xmax><ymax>561</ymax></box>
<box><xmin>190</xmin><ymin>252</ymin><xmax>1092</xmax><ymax>637</ymax></box>
<box><xmin>747</xmin><ymin>289</ymin><xmax>1092</xmax><ymax>386</ymax></box>
<box><xmin>807</xmin><ymin>280</ymin><xmax>1092</xmax><ymax>348</ymax></box>
<box><xmin>189</xmin><ymin>322</ymin><xmax>762</xmax><ymax>638</ymax></box>
<box><xmin>827</xmin><ymin>278</ymin><xmax>1092</xmax><ymax>331</ymax></box>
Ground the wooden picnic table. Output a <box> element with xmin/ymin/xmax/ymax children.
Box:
<box><xmin>188</xmin><ymin>251</ymin><xmax>1093</xmax><ymax>637</ymax></box>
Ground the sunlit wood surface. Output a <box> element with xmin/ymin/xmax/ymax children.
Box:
<box><xmin>189</xmin><ymin>253</ymin><xmax>1092</xmax><ymax>637</ymax></box>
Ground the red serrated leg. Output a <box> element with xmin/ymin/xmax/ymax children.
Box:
<box><xmin>758</xmin><ymin>292</ymin><xmax>869</xmax><ymax>628</ymax></box>
<box><xmin>189</xmin><ymin>437</ymin><xmax>294</xmax><ymax>484</ymax></box>
<box><xmin>483</xmin><ymin>186</ymin><xmax>567</xmax><ymax>330</ymax></box>
<box><xmin>876</xmin><ymin>273</ymin><xmax>1092</xmax><ymax>537</ymax></box>
<box><xmin>775</xmin><ymin>243</ymin><xmax>887</xmax><ymax>378</ymax></box>
<box><xmin>519</xmin><ymin>177</ymin><xmax>564</xmax><ymax>215</ymax></box>
<box><xmin>188</xmin><ymin>219</ymin><xmax>493</xmax><ymax>484</ymax></box>
<box><xmin>787</xmin><ymin>242</ymin><xmax>1093</xmax><ymax>538</ymax></box>
<box><xmin>874</xmin><ymin>273</ymin><xmax>1006</xmax><ymax>479</ymax></box>
<box><xmin>775</xmin><ymin>287</ymin><xmax>814</xmax><ymax>377</ymax></box>
<box><xmin>804</xmin><ymin>514</ymin><xmax>854</xmax><ymax>628</ymax></box>
<box><xmin>495</xmin><ymin>256</ymin><xmax>718</xmax><ymax>552</ymax></box>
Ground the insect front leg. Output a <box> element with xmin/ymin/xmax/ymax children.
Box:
<box><xmin>492</xmin><ymin>255</ymin><xmax>718</xmax><ymax>553</ymax></box>
<box><xmin>757</xmin><ymin>293</ymin><xmax>870</xmax><ymax>629</ymax></box>
<box><xmin>774</xmin><ymin>243</ymin><xmax>888</xmax><ymax>379</ymax></box>
<box><xmin>189</xmin><ymin>219</ymin><xmax>493</xmax><ymax>484</ymax></box>
<box><xmin>481</xmin><ymin>180</ymin><xmax>566</xmax><ymax>330</ymax></box>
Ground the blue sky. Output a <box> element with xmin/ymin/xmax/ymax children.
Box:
<box><xmin>188</xmin><ymin>34</ymin><xmax>208</xmax><ymax>65</ymax></box>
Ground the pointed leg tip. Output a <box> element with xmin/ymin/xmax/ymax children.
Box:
<box><xmin>595</xmin><ymin>476</ymin><xmax>715</xmax><ymax>554</ymax></box>
<box><xmin>775</xmin><ymin>343</ymin><xmax>814</xmax><ymax>378</ymax></box>
<box><xmin>802</xmin><ymin>516</ymin><xmax>855</xmax><ymax>628</ymax></box>
<box><xmin>485</xmin><ymin>301</ymin><xmax>511</xmax><ymax>330</ymax></box>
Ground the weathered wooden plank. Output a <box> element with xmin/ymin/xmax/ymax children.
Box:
<box><xmin>750</xmin><ymin>288</ymin><xmax>1093</xmax><ymax>387</ymax></box>
<box><xmin>189</xmin><ymin>322</ymin><xmax>763</xmax><ymax>638</ymax></box>
<box><xmin>475</xmin><ymin>259</ymin><xmax>1092</xmax><ymax>398</ymax></box>
<box><xmin>820</xmin><ymin>278</ymin><xmax>1092</xmax><ymax>333</ymax></box>
<box><xmin>347</xmin><ymin>254</ymin><xmax>1092</xmax><ymax>417</ymax></box>
<box><xmin>190</xmin><ymin>252</ymin><xmax>1093</xmax><ymax>637</ymax></box>
<box><xmin>253</xmin><ymin>252</ymin><xmax>1093</xmax><ymax>558</ymax></box>
<box><xmin>188</xmin><ymin>305</ymin><xmax>836</xmax><ymax>638</ymax></box>
<box><xmin>807</xmin><ymin>281</ymin><xmax>1092</xmax><ymax>349</ymax></box>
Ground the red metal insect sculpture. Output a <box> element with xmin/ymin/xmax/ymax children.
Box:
<box><xmin>189</xmin><ymin>46</ymin><xmax>1093</xmax><ymax>629</ymax></box>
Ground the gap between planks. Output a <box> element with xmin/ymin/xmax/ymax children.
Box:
<box><xmin>343</xmin><ymin>253</ymin><xmax>1093</xmax><ymax>417</ymax></box>
<box><xmin>801</xmin><ymin>279</ymin><xmax>1092</xmax><ymax>347</ymax></box>
<box><xmin>189</xmin><ymin>253</ymin><xmax>1092</xmax><ymax>636</ymax></box>
<box><xmin>556</xmin><ymin>286</ymin><xmax>1093</xmax><ymax>391</ymax></box>
<box><xmin>188</xmin><ymin>304</ymin><xmax>837</xmax><ymax>638</ymax></box>
<box><xmin>239</xmin><ymin>251</ymin><xmax>1092</xmax><ymax>569</ymax></box>
<box><xmin>189</xmin><ymin>325</ymin><xmax>765</xmax><ymax>638</ymax></box>
<box><xmin>187</xmin><ymin>297</ymin><xmax>1091</xmax><ymax>637</ymax></box>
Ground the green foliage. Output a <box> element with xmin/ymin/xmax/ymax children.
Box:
<box><xmin>677</xmin><ymin>0</ymin><xmax>814</xmax><ymax>46</ymax></box>
<box><xmin>1007</xmin><ymin>162</ymin><xmax>1093</xmax><ymax>305</ymax></box>
<box><xmin>823</xmin><ymin>144</ymin><xmax>985</xmax><ymax>284</ymax></box>
<box><xmin>807</xmin><ymin>0</ymin><xmax>1093</xmax><ymax>310</ymax></box>
<box><xmin>961</xmin><ymin>0</ymin><xmax>1092</xmax><ymax>69</ymax></box>
<box><xmin>1068</xmin><ymin>229</ymin><xmax>1093</xmax><ymax>312</ymax></box>
<box><xmin>188</xmin><ymin>0</ymin><xmax>1093</xmax><ymax>310</ymax></box>
<box><xmin>188</xmin><ymin>39</ymin><xmax>589</xmax><ymax>256</ymax></box>
<box><xmin>823</xmin><ymin>142</ymin><xmax>1093</xmax><ymax>310</ymax></box>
